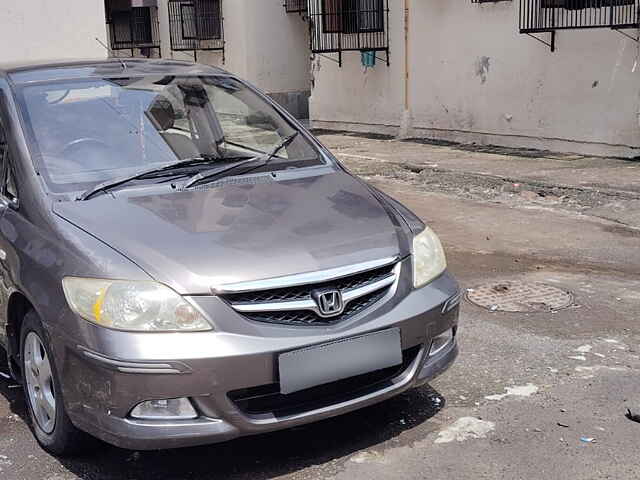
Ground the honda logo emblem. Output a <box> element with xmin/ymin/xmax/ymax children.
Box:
<box><xmin>312</xmin><ymin>289</ymin><xmax>345</xmax><ymax>317</ymax></box>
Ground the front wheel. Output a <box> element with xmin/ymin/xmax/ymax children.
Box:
<box><xmin>20</xmin><ymin>310</ymin><xmax>95</xmax><ymax>456</ymax></box>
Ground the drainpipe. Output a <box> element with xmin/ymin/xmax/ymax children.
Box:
<box><xmin>398</xmin><ymin>0</ymin><xmax>413</xmax><ymax>139</ymax></box>
<box><xmin>637</xmin><ymin>25</ymin><xmax>640</xmax><ymax>135</ymax></box>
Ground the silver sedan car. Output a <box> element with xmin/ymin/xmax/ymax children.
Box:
<box><xmin>0</xmin><ymin>59</ymin><xmax>460</xmax><ymax>455</ymax></box>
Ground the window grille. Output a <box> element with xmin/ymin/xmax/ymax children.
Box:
<box><xmin>105</xmin><ymin>0</ymin><xmax>161</xmax><ymax>58</ymax></box>
<box><xmin>520</xmin><ymin>0</ymin><xmax>639</xmax><ymax>33</ymax></box>
<box><xmin>285</xmin><ymin>0</ymin><xmax>308</xmax><ymax>13</ymax></box>
<box><xmin>308</xmin><ymin>0</ymin><xmax>389</xmax><ymax>66</ymax></box>
<box><xmin>168</xmin><ymin>0</ymin><xmax>224</xmax><ymax>58</ymax></box>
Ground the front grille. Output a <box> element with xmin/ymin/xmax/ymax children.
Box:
<box><xmin>243</xmin><ymin>289</ymin><xmax>387</xmax><ymax>326</ymax></box>
<box><xmin>228</xmin><ymin>345</ymin><xmax>421</xmax><ymax>417</ymax></box>
<box><xmin>223</xmin><ymin>263</ymin><xmax>395</xmax><ymax>304</ymax></box>
<box><xmin>222</xmin><ymin>262</ymin><xmax>398</xmax><ymax>326</ymax></box>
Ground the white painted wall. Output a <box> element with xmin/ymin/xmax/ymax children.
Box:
<box><xmin>158</xmin><ymin>0</ymin><xmax>311</xmax><ymax>96</ymax></box>
<box><xmin>0</xmin><ymin>0</ymin><xmax>108</xmax><ymax>63</ymax></box>
<box><xmin>310</xmin><ymin>1</ymin><xmax>640</xmax><ymax>157</ymax></box>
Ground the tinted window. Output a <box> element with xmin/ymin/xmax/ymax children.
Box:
<box><xmin>5</xmin><ymin>168</ymin><xmax>17</xmax><ymax>202</ymax></box>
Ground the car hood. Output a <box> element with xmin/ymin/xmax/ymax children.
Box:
<box><xmin>53</xmin><ymin>172</ymin><xmax>408</xmax><ymax>294</ymax></box>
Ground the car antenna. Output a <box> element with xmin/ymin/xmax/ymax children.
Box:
<box><xmin>95</xmin><ymin>37</ymin><xmax>127</xmax><ymax>71</ymax></box>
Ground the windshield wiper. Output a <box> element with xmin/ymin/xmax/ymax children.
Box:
<box><xmin>222</xmin><ymin>139</ymin><xmax>268</xmax><ymax>156</ymax></box>
<box><xmin>184</xmin><ymin>132</ymin><xmax>299</xmax><ymax>189</ymax></box>
<box><xmin>78</xmin><ymin>156</ymin><xmax>220</xmax><ymax>201</ymax></box>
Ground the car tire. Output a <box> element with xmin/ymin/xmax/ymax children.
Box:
<box><xmin>20</xmin><ymin>310</ymin><xmax>95</xmax><ymax>456</ymax></box>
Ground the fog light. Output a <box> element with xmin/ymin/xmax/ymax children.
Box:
<box><xmin>130</xmin><ymin>398</ymin><xmax>197</xmax><ymax>420</ymax></box>
<box><xmin>429</xmin><ymin>329</ymin><xmax>454</xmax><ymax>357</ymax></box>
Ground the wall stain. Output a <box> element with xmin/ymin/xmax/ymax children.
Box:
<box><xmin>474</xmin><ymin>56</ymin><xmax>491</xmax><ymax>84</ymax></box>
<box><xmin>592</xmin><ymin>80</ymin><xmax>599</xmax><ymax>88</ymax></box>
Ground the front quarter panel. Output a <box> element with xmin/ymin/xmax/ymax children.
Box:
<box><xmin>0</xmin><ymin>206</ymin><xmax>152</xmax><ymax>357</ymax></box>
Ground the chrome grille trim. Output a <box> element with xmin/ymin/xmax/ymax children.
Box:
<box><xmin>222</xmin><ymin>261</ymin><xmax>401</xmax><ymax>326</ymax></box>
<box><xmin>212</xmin><ymin>256</ymin><xmax>400</xmax><ymax>294</ymax></box>
<box><xmin>232</xmin><ymin>273</ymin><xmax>397</xmax><ymax>316</ymax></box>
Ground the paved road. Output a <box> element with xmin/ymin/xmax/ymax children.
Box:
<box><xmin>1</xmin><ymin>136</ymin><xmax>639</xmax><ymax>479</ymax></box>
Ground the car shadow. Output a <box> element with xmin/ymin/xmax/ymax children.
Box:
<box><xmin>0</xmin><ymin>348</ymin><xmax>28</xmax><ymax>423</ymax></box>
<box><xmin>0</xmin><ymin>347</ymin><xmax>445</xmax><ymax>480</ymax></box>
<box><xmin>65</xmin><ymin>387</ymin><xmax>445</xmax><ymax>480</ymax></box>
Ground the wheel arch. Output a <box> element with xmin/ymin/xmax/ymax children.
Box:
<box><xmin>6</xmin><ymin>290</ymin><xmax>36</xmax><ymax>375</ymax></box>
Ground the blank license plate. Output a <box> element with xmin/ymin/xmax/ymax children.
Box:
<box><xmin>278</xmin><ymin>328</ymin><xmax>402</xmax><ymax>395</ymax></box>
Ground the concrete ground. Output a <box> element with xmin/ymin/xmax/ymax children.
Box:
<box><xmin>1</xmin><ymin>133</ymin><xmax>639</xmax><ymax>479</ymax></box>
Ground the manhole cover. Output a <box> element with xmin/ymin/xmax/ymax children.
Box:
<box><xmin>466</xmin><ymin>281</ymin><xmax>573</xmax><ymax>313</ymax></box>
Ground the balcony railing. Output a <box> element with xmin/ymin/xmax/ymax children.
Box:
<box><xmin>168</xmin><ymin>0</ymin><xmax>224</xmax><ymax>57</ymax></box>
<box><xmin>520</xmin><ymin>0</ymin><xmax>639</xmax><ymax>32</ymax></box>
<box><xmin>308</xmin><ymin>0</ymin><xmax>389</xmax><ymax>66</ymax></box>
<box><xmin>105</xmin><ymin>0</ymin><xmax>161</xmax><ymax>57</ymax></box>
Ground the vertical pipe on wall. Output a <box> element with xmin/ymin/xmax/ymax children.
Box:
<box><xmin>398</xmin><ymin>0</ymin><xmax>412</xmax><ymax>138</ymax></box>
<box><xmin>404</xmin><ymin>0</ymin><xmax>410</xmax><ymax>111</ymax></box>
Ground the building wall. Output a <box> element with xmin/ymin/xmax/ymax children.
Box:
<box><xmin>157</xmin><ymin>0</ymin><xmax>311</xmax><ymax>117</ymax></box>
<box><xmin>310</xmin><ymin>1</ymin><xmax>640</xmax><ymax>157</ymax></box>
<box><xmin>0</xmin><ymin>0</ymin><xmax>108</xmax><ymax>63</ymax></box>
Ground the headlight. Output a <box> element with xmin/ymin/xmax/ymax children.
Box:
<box><xmin>62</xmin><ymin>278</ymin><xmax>211</xmax><ymax>332</ymax></box>
<box><xmin>412</xmin><ymin>226</ymin><xmax>447</xmax><ymax>288</ymax></box>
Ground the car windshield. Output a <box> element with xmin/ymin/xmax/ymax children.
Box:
<box><xmin>16</xmin><ymin>75</ymin><xmax>321</xmax><ymax>193</ymax></box>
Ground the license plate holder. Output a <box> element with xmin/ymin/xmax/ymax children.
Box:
<box><xmin>278</xmin><ymin>328</ymin><xmax>403</xmax><ymax>395</ymax></box>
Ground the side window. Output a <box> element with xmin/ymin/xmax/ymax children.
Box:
<box><xmin>0</xmin><ymin>116</ymin><xmax>7</xmax><ymax>192</ymax></box>
<box><xmin>5</xmin><ymin>168</ymin><xmax>17</xmax><ymax>203</ymax></box>
<box><xmin>0</xmin><ymin>116</ymin><xmax>6</xmax><ymax>165</ymax></box>
<box><xmin>0</xmin><ymin>95</ymin><xmax>17</xmax><ymax>205</ymax></box>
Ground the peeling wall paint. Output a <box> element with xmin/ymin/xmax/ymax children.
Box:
<box><xmin>474</xmin><ymin>56</ymin><xmax>491</xmax><ymax>84</ymax></box>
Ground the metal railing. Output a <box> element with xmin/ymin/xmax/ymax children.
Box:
<box><xmin>520</xmin><ymin>0</ymin><xmax>639</xmax><ymax>32</ymax></box>
<box><xmin>168</xmin><ymin>0</ymin><xmax>224</xmax><ymax>54</ymax></box>
<box><xmin>285</xmin><ymin>0</ymin><xmax>308</xmax><ymax>13</ymax></box>
<box><xmin>308</xmin><ymin>0</ymin><xmax>389</xmax><ymax>66</ymax></box>
<box><xmin>105</xmin><ymin>1</ymin><xmax>161</xmax><ymax>58</ymax></box>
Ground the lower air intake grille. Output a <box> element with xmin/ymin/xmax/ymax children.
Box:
<box><xmin>228</xmin><ymin>345</ymin><xmax>421</xmax><ymax>417</ymax></box>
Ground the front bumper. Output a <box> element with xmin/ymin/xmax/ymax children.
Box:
<box><xmin>57</xmin><ymin>270</ymin><xmax>460</xmax><ymax>450</ymax></box>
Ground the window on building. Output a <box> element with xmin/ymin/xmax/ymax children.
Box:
<box><xmin>168</xmin><ymin>0</ymin><xmax>223</xmax><ymax>53</ymax></box>
<box><xmin>308</xmin><ymin>0</ymin><xmax>389</xmax><ymax>66</ymax></box>
<box><xmin>196</xmin><ymin>0</ymin><xmax>222</xmax><ymax>39</ymax></box>
<box><xmin>284</xmin><ymin>0</ymin><xmax>308</xmax><ymax>13</ymax></box>
<box><xmin>541</xmin><ymin>0</ymin><xmax>634</xmax><ymax>8</ymax></box>
<box><xmin>520</xmin><ymin>0</ymin><xmax>638</xmax><ymax>34</ymax></box>
<box><xmin>322</xmin><ymin>0</ymin><xmax>384</xmax><ymax>34</ymax></box>
<box><xmin>105</xmin><ymin>0</ymin><xmax>160</xmax><ymax>56</ymax></box>
<box><xmin>132</xmin><ymin>7</ymin><xmax>153</xmax><ymax>44</ymax></box>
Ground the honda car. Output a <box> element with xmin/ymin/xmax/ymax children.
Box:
<box><xmin>0</xmin><ymin>59</ymin><xmax>460</xmax><ymax>455</ymax></box>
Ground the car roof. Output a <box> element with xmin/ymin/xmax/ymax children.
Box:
<box><xmin>1</xmin><ymin>58</ymin><xmax>230</xmax><ymax>86</ymax></box>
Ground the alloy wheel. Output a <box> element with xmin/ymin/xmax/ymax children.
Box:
<box><xmin>24</xmin><ymin>331</ymin><xmax>56</xmax><ymax>434</ymax></box>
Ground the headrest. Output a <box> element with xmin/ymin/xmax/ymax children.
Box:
<box><xmin>147</xmin><ymin>96</ymin><xmax>175</xmax><ymax>131</ymax></box>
